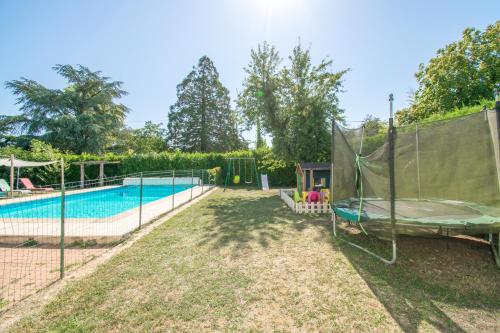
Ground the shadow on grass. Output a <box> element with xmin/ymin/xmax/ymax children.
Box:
<box><xmin>331</xmin><ymin>223</ymin><xmax>500</xmax><ymax>333</ymax></box>
<box><xmin>197</xmin><ymin>189</ymin><xmax>314</xmax><ymax>252</ymax></box>
<box><xmin>199</xmin><ymin>189</ymin><xmax>499</xmax><ymax>332</ymax></box>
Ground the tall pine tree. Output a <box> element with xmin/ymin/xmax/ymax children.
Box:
<box><xmin>167</xmin><ymin>56</ymin><xmax>245</xmax><ymax>152</ymax></box>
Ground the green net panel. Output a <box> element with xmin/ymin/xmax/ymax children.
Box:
<box><xmin>332</xmin><ymin>110</ymin><xmax>500</xmax><ymax>239</ymax></box>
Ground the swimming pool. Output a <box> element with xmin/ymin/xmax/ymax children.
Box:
<box><xmin>0</xmin><ymin>185</ymin><xmax>194</xmax><ymax>219</ymax></box>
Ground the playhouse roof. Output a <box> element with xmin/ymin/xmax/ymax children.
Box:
<box><xmin>299</xmin><ymin>162</ymin><xmax>331</xmax><ymax>171</ymax></box>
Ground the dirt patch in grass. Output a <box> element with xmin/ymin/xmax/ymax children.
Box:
<box><xmin>5</xmin><ymin>189</ymin><xmax>500</xmax><ymax>332</ymax></box>
<box><xmin>0</xmin><ymin>247</ymin><xmax>104</xmax><ymax>306</ymax></box>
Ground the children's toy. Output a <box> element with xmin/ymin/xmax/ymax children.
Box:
<box><xmin>307</xmin><ymin>191</ymin><xmax>320</xmax><ymax>203</ymax></box>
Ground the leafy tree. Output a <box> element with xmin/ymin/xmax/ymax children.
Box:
<box><xmin>396</xmin><ymin>21</ymin><xmax>499</xmax><ymax>124</ymax></box>
<box><xmin>237</xmin><ymin>42</ymin><xmax>282</xmax><ymax>149</ymax></box>
<box><xmin>238</xmin><ymin>42</ymin><xmax>347</xmax><ymax>161</ymax></box>
<box><xmin>0</xmin><ymin>115</ymin><xmax>25</xmax><ymax>146</ymax></box>
<box><xmin>168</xmin><ymin>56</ymin><xmax>245</xmax><ymax>152</ymax></box>
<box><xmin>5</xmin><ymin>64</ymin><xmax>129</xmax><ymax>154</ymax></box>
<box><xmin>361</xmin><ymin>115</ymin><xmax>386</xmax><ymax>136</ymax></box>
<box><xmin>132</xmin><ymin>121</ymin><xmax>167</xmax><ymax>153</ymax></box>
<box><xmin>359</xmin><ymin>115</ymin><xmax>387</xmax><ymax>155</ymax></box>
<box><xmin>28</xmin><ymin>139</ymin><xmax>68</xmax><ymax>184</ymax></box>
<box><xmin>118</xmin><ymin>122</ymin><xmax>167</xmax><ymax>154</ymax></box>
<box><xmin>284</xmin><ymin>44</ymin><xmax>347</xmax><ymax>161</ymax></box>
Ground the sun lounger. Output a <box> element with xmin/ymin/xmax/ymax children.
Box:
<box><xmin>19</xmin><ymin>178</ymin><xmax>53</xmax><ymax>191</ymax></box>
<box><xmin>0</xmin><ymin>179</ymin><xmax>31</xmax><ymax>196</ymax></box>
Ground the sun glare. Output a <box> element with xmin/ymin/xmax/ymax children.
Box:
<box><xmin>249</xmin><ymin>0</ymin><xmax>304</xmax><ymax>18</ymax></box>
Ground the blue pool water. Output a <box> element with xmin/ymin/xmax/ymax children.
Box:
<box><xmin>0</xmin><ymin>185</ymin><xmax>194</xmax><ymax>219</ymax></box>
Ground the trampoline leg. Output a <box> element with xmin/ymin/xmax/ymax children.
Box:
<box><xmin>489</xmin><ymin>233</ymin><xmax>500</xmax><ymax>268</ymax></box>
<box><xmin>332</xmin><ymin>212</ymin><xmax>397</xmax><ymax>265</ymax></box>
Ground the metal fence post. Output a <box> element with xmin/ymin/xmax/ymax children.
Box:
<box><xmin>9</xmin><ymin>154</ymin><xmax>14</xmax><ymax>197</ymax></box>
<box><xmin>201</xmin><ymin>170</ymin><xmax>204</xmax><ymax>193</ymax></box>
<box><xmin>190</xmin><ymin>169</ymin><xmax>194</xmax><ymax>200</ymax></box>
<box><xmin>59</xmin><ymin>157</ymin><xmax>65</xmax><ymax>279</ymax></box>
<box><xmin>172</xmin><ymin>169</ymin><xmax>175</xmax><ymax>209</ymax></box>
<box><xmin>139</xmin><ymin>172</ymin><xmax>143</xmax><ymax>229</ymax></box>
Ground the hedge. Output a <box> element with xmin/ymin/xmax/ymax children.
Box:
<box><xmin>0</xmin><ymin>146</ymin><xmax>296</xmax><ymax>188</ymax></box>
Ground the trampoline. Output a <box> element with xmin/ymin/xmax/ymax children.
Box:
<box><xmin>330</xmin><ymin>95</ymin><xmax>500</xmax><ymax>266</ymax></box>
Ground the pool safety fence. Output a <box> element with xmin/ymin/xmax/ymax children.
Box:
<box><xmin>0</xmin><ymin>168</ymin><xmax>214</xmax><ymax>310</ymax></box>
<box><xmin>279</xmin><ymin>189</ymin><xmax>331</xmax><ymax>214</ymax></box>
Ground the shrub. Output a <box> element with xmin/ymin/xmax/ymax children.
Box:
<box><xmin>0</xmin><ymin>145</ymin><xmax>297</xmax><ymax>188</ymax></box>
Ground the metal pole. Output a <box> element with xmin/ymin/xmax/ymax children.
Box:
<box><xmin>359</xmin><ymin>126</ymin><xmax>365</xmax><ymax>155</ymax></box>
<box><xmin>492</xmin><ymin>90</ymin><xmax>500</xmax><ymax>268</ymax></box>
<box><xmin>253</xmin><ymin>159</ymin><xmax>261</xmax><ymax>189</ymax></box>
<box><xmin>99</xmin><ymin>162</ymin><xmax>104</xmax><ymax>187</ymax></box>
<box><xmin>59</xmin><ymin>157</ymin><xmax>65</xmax><ymax>279</ymax></box>
<box><xmin>190</xmin><ymin>169</ymin><xmax>194</xmax><ymax>200</ymax></box>
<box><xmin>172</xmin><ymin>169</ymin><xmax>175</xmax><ymax>209</ymax></box>
<box><xmin>138</xmin><ymin>172</ymin><xmax>143</xmax><ymax>229</ymax></box>
<box><xmin>16</xmin><ymin>167</ymin><xmax>20</xmax><ymax>190</ymax></box>
<box><xmin>388</xmin><ymin>93</ymin><xmax>397</xmax><ymax>240</ymax></box>
<box><xmin>330</xmin><ymin>119</ymin><xmax>335</xmax><ymax>206</ymax></box>
<box><xmin>10</xmin><ymin>154</ymin><xmax>14</xmax><ymax>197</ymax></box>
<box><xmin>415</xmin><ymin>124</ymin><xmax>421</xmax><ymax>200</ymax></box>
<box><xmin>201</xmin><ymin>170</ymin><xmax>204</xmax><ymax>193</ymax></box>
<box><xmin>80</xmin><ymin>164</ymin><xmax>85</xmax><ymax>189</ymax></box>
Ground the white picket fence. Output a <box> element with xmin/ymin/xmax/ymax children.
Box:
<box><xmin>279</xmin><ymin>189</ymin><xmax>331</xmax><ymax>214</ymax></box>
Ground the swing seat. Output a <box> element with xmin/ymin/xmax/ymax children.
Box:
<box><xmin>233</xmin><ymin>175</ymin><xmax>240</xmax><ymax>184</ymax></box>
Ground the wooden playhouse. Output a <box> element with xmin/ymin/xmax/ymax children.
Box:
<box><xmin>296</xmin><ymin>162</ymin><xmax>331</xmax><ymax>192</ymax></box>
<box><xmin>279</xmin><ymin>162</ymin><xmax>332</xmax><ymax>214</ymax></box>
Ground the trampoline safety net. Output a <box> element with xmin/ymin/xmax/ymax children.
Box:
<box><xmin>332</xmin><ymin>109</ymin><xmax>500</xmax><ymax>238</ymax></box>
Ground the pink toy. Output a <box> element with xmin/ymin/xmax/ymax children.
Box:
<box><xmin>307</xmin><ymin>191</ymin><xmax>320</xmax><ymax>203</ymax></box>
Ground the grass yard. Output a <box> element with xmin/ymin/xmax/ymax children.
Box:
<box><xmin>6</xmin><ymin>189</ymin><xmax>500</xmax><ymax>332</ymax></box>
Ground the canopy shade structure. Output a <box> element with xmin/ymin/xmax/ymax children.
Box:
<box><xmin>331</xmin><ymin>99</ymin><xmax>500</xmax><ymax>267</ymax></box>
<box><xmin>0</xmin><ymin>158</ymin><xmax>57</xmax><ymax>168</ymax></box>
<box><xmin>0</xmin><ymin>155</ymin><xmax>58</xmax><ymax>196</ymax></box>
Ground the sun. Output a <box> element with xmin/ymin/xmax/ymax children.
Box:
<box><xmin>248</xmin><ymin>0</ymin><xmax>305</xmax><ymax>18</ymax></box>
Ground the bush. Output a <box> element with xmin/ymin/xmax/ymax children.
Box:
<box><xmin>0</xmin><ymin>144</ymin><xmax>297</xmax><ymax>188</ymax></box>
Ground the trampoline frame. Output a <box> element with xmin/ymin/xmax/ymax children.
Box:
<box><xmin>330</xmin><ymin>95</ymin><xmax>500</xmax><ymax>268</ymax></box>
<box><xmin>332</xmin><ymin>211</ymin><xmax>397</xmax><ymax>264</ymax></box>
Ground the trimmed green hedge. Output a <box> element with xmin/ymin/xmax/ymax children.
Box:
<box><xmin>0</xmin><ymin>146</ymin><xmax>296</xmax><ymax>188</ymax></box>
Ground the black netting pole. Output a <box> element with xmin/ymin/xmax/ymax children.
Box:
<box><xmin>494</xmin><ymin>89</ymin><xmax>500</xmax><ymax>266</ymax></box>
<box><xmin>495</xmin><ymin>91</ymin><xmax>500</xmax><ymax>146</ymax></box>
<box><xmin>330</xmin><ymin>119</ymin><xmax>335</xmax><ymax>206</ymax></box>
<box><xmin>191</xmin><ymin>169</ymin><xmax>194</xmax><ymax>200</ymax></box>
<box><xmin>388</xmin><ymin>94</ymin><xmax>396</xmax><ymax>235</ymax></box>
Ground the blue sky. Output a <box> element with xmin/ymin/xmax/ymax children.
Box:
<box><xmin>0</xmin><ymin>0</ymin><xmax>498</xmax><ymax>144</ymax></box>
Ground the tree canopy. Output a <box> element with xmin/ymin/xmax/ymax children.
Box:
<box><xmin>238</xmin><ymin>42</ymin><xmax>347</xmax><ymax>161</ymax></box>
<box><xmin>115</xmin><ymin>122</ymin><xmax>168</xmax><ymax>154</ymax></box>
<box><xmin>167</xmin><ymin>56</ymin><xmax>246</xmax><ymax>152</ymax></box>
<box><xmin>5</xmin><ymin>64</ymin><xmax>129</xmax><ymax>154</ymax></box>
<box><xmin>396</xmin><ymin>21</ymin><xmax>499</xmax><ymax>124</ymax></box>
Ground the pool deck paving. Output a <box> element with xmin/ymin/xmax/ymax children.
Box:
<box><xmin>0</xmin><ymin>185</ymin><xmax>212</xmax><ymax>244</ymax></box>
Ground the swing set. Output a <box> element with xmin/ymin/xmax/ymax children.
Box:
<box><xmin>223</xmin><ymin>157</ymin><xmax>261</xmax><ymax>190</ymax></box>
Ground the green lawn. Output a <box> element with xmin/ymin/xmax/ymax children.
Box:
<box><xmin>7</xmin><ymin>189</ymin><xmax>500</xmax><ymax>332</ymax></box>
